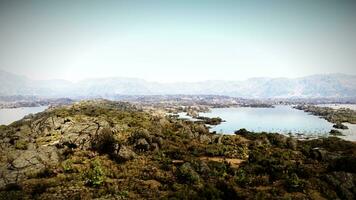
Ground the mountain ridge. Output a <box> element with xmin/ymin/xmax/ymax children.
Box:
<box><xmin>0</xmin><ymin>70</ymin><xmax>355</xmax><ymax>98</ymax></box>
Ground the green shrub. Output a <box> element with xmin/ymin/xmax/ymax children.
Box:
<box><xmin>177</xmin><ymin>163</ymin><xmax>200</xmax><ymax>184</ymax></box>
<box><xmin>235</xmin><ymin>168</ymin><xmax>251</xmax><ymax>186</ymax></box>
<box><xmin>14</xmin><ymin>140</ymin><xmax>27</xmax><ymax>150</ymax></box>
<box><xmin>199</xmin><ymin>184</ymin><xmax>223</xmax><ymax>200</ymax></box>
<box><xmin>62</xmin><ymin>159</ymin><xmax>74</xmax><ymax>173</ymax></box>
<box><xmin>234</xmin><ymin>128</ymin><xmax>249</xmax><ymax>135</ymax></box>
<box><xmin>285</xmin><ymin>173</ymin><xmax>304</xmax><ymax>192</ymax></box>
<box><xmin>83</xmin><ymin>159</ymin><xmax>106</xmax><ymax>187</ymax></box>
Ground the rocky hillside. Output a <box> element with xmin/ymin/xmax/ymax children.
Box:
<box><xmin>0</xmin><ymin>100</ymin><xmax>356</xmax><ymax>199</ymax></box>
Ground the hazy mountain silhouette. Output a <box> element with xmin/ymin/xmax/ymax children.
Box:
<box><xmin>1</xmin><ymin>70</ymin><xmax>355</xmax><ymax>98</ymax></box>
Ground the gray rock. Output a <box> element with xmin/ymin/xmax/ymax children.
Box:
<box><xmin>117</xmin><ymin>146</ymin><xmax>136</xmax><ymax>161</ymax></box>
<box><xmin>199</xmin><ymin>134</ymin><xmax>211</xmax><ymax>144</ymax></box>
<box><xmin>0</xmin><ymin>146</ymin><xmax>60</xmax><ymax>187</ymax></box>
<box><xmin>211</xmin><ymin>135</ymin><xmax>223</xmax><ymax>144</ymax></box>
<box><xmin>150</xmin><ymin>143</ymin><xmax>159</xmax><ymax>151</ymax></box>
<box><xmin>152</xmin><ymin>136</ymin><xmax>163</xmax><ymax>147</ymax></box>
<box><xmin>135</xmin><ymin>138</ymin><xmax>150</xmax><ymax>151</ymax></box>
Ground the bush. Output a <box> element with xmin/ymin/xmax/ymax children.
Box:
<box><xmin>62</xmin><ymin>159</ymin><xmax>75</xmax><ymax>173</ymax></box>
<box><xmin>199</xmin><ymin>184</ymin><xmax>223</xmax><ymax>200</ymax></box>
<box><xmin>84</xmin><ymin>159</ymin><xmax>105</xmax><ymax>187</ymax></box>
<box><xmin>285</xmin><ymin>173</ymin><xmax>304</xmax><ymax>192</ymax></box>
<box><xmin>14</xmin><ymin>140</ymin><xmax>27</xmax><ymax>150</ymax></box>
<box><xmin>235</xmin><ymin>168</ymin><xmax>251</xmax><ymax>186</ymax></box>
<box><xmin>92</xmin><ymin>128</ymin><xmax>117</xmax><ymax>155</ymax></box>
<box><xmin>128</xmin><ymin>129</ymin><xmax>151</xmax><ymax>144</ymax></box>
<box><xmin>177</xmin><ymin>163</ymin><xmax>200</xmax><ymax>184</ymax></box>
<box><xmin>234</xmin><ymin>128</ymin><xmax>249</xmax><ymax>135</ymax></box>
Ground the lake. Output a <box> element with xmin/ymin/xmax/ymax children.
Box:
<box><xmin>199</xmin><ymin>105</ymin><xmax>335</xmax><ymax>137</ymax></box>
<box><xmin>0</xmin><ymin>106</ymin><xmax>48</xmax><ymax>125</ymax></box>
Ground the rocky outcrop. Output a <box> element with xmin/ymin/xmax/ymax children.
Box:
<box><xmin>0</xmin><ymin>146</ymin><xmax>59</xmax><ymax>188</ymax></box>
<box><xmin>135</xmin><ymin>138</ymin><xmax>150</xmax><ymax>151</ymax></box>
<box><xmin>333</xmin><ymin>123</ymin><xmax>348</xmax><ymax>129</ymax></box>
<box><xmin>116</xmin><ymin>145</ymin><xmax>136</xmax><ymax>161</ymax></box>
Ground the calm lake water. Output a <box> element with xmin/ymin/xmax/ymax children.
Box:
<box><xmin>200</xmin><ymin>106</ymin><xmax>334</xmax><ymax>136</ymax></box>
<box><xmin>0</xmin><ymin>106</ymin><xmax>47</xmax><ymax>125</ymax></box>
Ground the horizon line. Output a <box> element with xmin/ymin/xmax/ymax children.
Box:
<box><xmin>1</xmin><ymin>69</ymin><xmax>355</xmax><ymax>84</ymax></box>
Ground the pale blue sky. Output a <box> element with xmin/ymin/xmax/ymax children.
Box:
<box><xmin>0</xmin><ymin>0</ymin><xmax>355</xmax><ymax>82</ymax></box>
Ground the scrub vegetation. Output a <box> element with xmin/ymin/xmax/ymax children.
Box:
<box><xmin>0</xmin><ymin>100</ymin><xmax>355</xmax><ymax>199</ymax></box>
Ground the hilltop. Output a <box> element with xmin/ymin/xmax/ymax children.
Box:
<box><xmin>0</xmin><ymin>100</ymin><xmax>356</xmax><ymax>199</ymax></box>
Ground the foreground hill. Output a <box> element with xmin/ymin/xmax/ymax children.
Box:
<box><xmin>1</xmin><ymin>70</ymin><xmax>356</xmax><ymax>98</ymax></box>
<box><xmin>0</xmin><ymin>100</ymin><xmax>356</xmax><ymax>199</ymax></box>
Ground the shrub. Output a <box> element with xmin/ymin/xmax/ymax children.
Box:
<box><xmin>84</xmin><ymin>159</ymin><xmax>105</xmax><ymax>187</ymax></box>
<box><xmin>235</xmin><ymin>168</ymin><xmax>251</xmax><ymax>186</ymax></box>
<box><xmin>199</xmin><ymin>184</ymin><xmax>223</xmax><ymax>200</ymax></box>
<box><xmin>92</xmin><ymin>128</ymin><xmax>117</xmax><ymax>155</ymax></box>
<box><xmin>177</xmin><ymin>163</ymin><xmax>200</xmax><ymax>184</ymax></box>
<box><xmin>128</xmin><ymin>129</ymin><xmax>151</xmax><ymax>145</ymax></box>
<box><xmin>14</xmin><ymin>140</ymin><xmax>27</xmax><ymax>150</ymax></box>
<box><xmin>234</xmin><ymin>128</ymin><xmax>249</xmax><ymax>135</ymax></box>
<box><xmin>285</xmin><ymin>173</ymin><xmax>304</xmax><ymax>192</ymax></box>
<box><xmin>62</xmin><ymin>159</ymin><xmax>74</xmax><ymax>173</ymax></box>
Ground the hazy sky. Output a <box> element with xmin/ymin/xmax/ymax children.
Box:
<box><xmin>0</xmin><ymin>0</ymin><xmax>356</xmax><ymax>82</ymax></box>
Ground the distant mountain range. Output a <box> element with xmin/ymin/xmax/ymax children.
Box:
<box><xmin>1</xmin><ymin>70</ymin><xmax>355</xmax><ymax>98</ymax></box>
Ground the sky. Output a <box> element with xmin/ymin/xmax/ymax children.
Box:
<box><xmin>0</xmin><ymin>0</ymin><xmax>356</xmax><ymax>82</ymax></box>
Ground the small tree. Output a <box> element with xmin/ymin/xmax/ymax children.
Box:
<box><xmin>92</xmin><ymin>128</ymin><xmax>116</xmax><ymax>154</ymax></box>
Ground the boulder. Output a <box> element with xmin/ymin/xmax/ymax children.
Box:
<box><xmin>152</xmin><ymin>136</ymin><xmax>163</xmax><ymax>147</ymax></box>
<box><xmin>212</xmin><ymin>135</ymin><xmax>223</xmax><ymax>144</ymax></box>
<box><xmin>329</xmin><ymin>129</ymin><xmax>344</xmax><ymax>136</ymax></box>
<box><xmin>150</xmin><ymin>143</ymin><xmax>160</xmax><ymax>151</ymax></box>
<box><xmin>199</xmin><ymin>134</ymin><xmax>211</xmax><ymax>144</ymax></box>
<box><xmin>135</xmin><ymin>138</ymin><xmax>150</xmax><ymax>151</ymax></box>
<box><xmin>333</xmin><ymin>123</ymin><xmax>348</xmax><ymax>130</ymax></box>
<box><xmin>117</xmin><ymin>146</ymin><xmax>136</xmax><ymax>161</ymax></box>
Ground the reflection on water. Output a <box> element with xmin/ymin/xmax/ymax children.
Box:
<box><xmin>200</xmin><ymin>106</ymin><xmax>334</xmax><ymax>136</ymax></box>
<box><xmin>0</xmin><ymin>106</ymin><xmax>47</xmax><ymax>125</ymax></box>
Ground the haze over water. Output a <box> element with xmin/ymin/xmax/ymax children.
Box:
<box><xmin>0</xmin><ymin>106</ymin><xmax>47</xmax><ymax>125</ymax></box>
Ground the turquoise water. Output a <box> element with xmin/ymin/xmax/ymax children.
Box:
<box><xmin>200</xmin><ymin>106</ymin><xmax>334</xmax><ymax>136</ymax></box>
<box><xmin>0</xmin><ymin>106</ymin><xmax>47</xmax><ymax>125</ymax></box>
